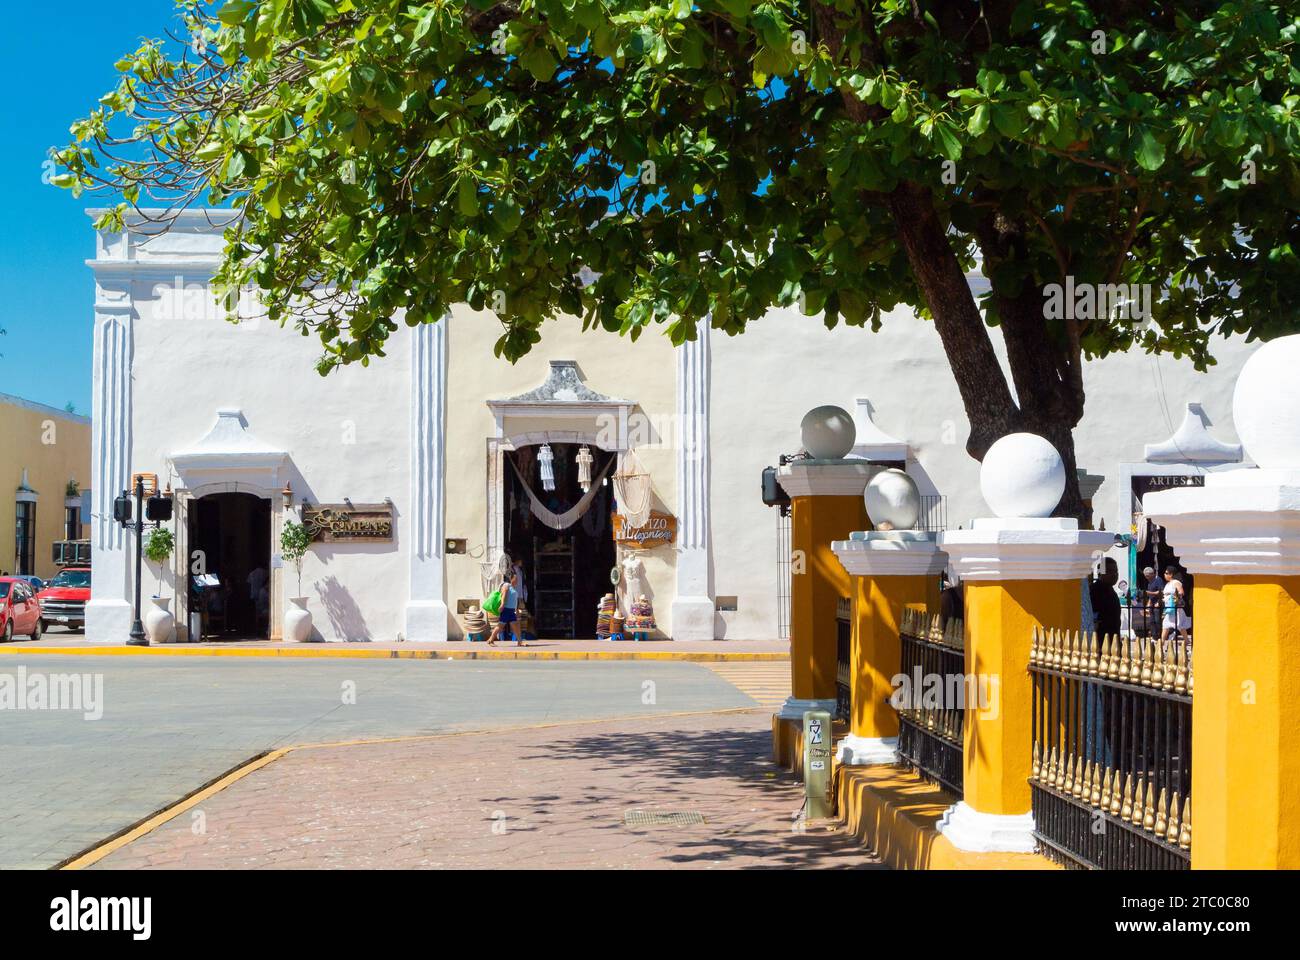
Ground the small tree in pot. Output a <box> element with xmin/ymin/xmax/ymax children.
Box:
<box><xmin>143</xmin><ymin>527</ymin><xmax>174</xmax><ymax>598</ymax></box>
<box><xmin>142</xmin><ymin>527</ymin><xmax>176</xmax><ymax>642</ymax></box>
<box><xmin>280</xmin><ymin>520</ymin><xmax>315</xmax><ymax>642</ymax></box>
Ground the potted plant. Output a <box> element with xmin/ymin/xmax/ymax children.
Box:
<box><xmin>142</xmin><ymin>527</ymin><xmax>176</xmax><ymax>643</ymax></box>
<box><xmin>280</xmin><ymin>520</ymin><xmax>315</xmax><ymax>642</ymax></box>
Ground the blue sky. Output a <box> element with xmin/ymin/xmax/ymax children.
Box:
<box><xmin>0</xmin><ymin>0</ymin><xmax>183</xmax><ymax>413</ymax></box>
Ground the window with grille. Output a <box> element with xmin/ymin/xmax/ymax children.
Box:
<box><xmin>15</xmin><ymin>501</ymin><xmax>35</xmax><ymax>575</ymax></box>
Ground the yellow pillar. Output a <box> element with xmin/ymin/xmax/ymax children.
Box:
<box><xmin>1145</xmin><ymin>446</ymin><xmax>1300</xmax><ymax>868</ymax></box>
<box><xmin>773</xmin><ymin>461</ymin><xmax>873</xmax><ymax>762</ymax></box>
<box><xmin>832</xmin><ymin>530</ymin><xmax>944</xmax><ymax>764</ymax></box>
<box><xmin>1182</xmin><ymin>577</ymin><xmax>1300</xmax><ymax>868</ymax></box>
<box><xmin>939</xmin><ymin>510</ymin><xmax>1111</xmax><ymax>852</ymax></box>
<box><xmin>960</xmin><ymin>579</ymin><xmax>1078</xmax><ymax>817</ymax></box>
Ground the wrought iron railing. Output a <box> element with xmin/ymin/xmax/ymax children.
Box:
<box><xmin>895</xmin><ymin>609</ymin><xmax>965</xmax><ymax>796</ymax></box>
<box><xmin>1029</xmin><ymin>629</ymin><xmax>1192</xmax><ymax>869</ymax></box>
<box><xmin>918</xmin><ymin>494</ymin><xmax>947</xmax><ymax>533</ymax></box>
<box><xmin>835</xmin><ymin>597</ymin><xmax>851</xmax><ymax>723</ymax></box>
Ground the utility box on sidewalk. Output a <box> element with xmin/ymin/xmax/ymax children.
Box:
<box><xmin>803</xmin><ymin>709</ymin><xmax>833</xmax><ymax>819</ymax></box>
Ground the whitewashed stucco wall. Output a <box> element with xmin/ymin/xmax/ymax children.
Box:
<box><xmin>93</xmin><ymin>211</ymin><xmax>1256</xmax><ymax>643</ymax></box>
<box><xmin>441</xmin><ymin>307</ymin><xmax>679</xmax><ymax>638</ymax></box>
<box><xmin>707</xmin><ymin>306</ymin><xmax>1252</xmax><ymax>638</ymax></box>
<box><xmin>104</xmin><ymin>217</ymin><xmax>411</xmax><ymax>642</ymax></box>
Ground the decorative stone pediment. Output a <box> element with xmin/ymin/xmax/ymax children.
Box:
<box><xmin>169</xmin><ymin>408</ymin><xmax>289</xmax><ymax>493</ymax></box>
<box><xmin>1143</xmin><ymin>402</ymin><xmax>1242</xmax><ymax>464</ymax></box>
<box><xmin>500</xmin><ymin>360</ymin><xmax>627</xmax><ymax>405</ymax></box>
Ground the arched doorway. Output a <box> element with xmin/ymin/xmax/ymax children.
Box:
<box><xmin>187</xmin><ymin>492</ymin><xmax>271</xmax><ymax>639</ymax></box>
<box><xmin>502</xmin><ymin>442</ymin><xmax>617</xmax><ymax>638</ymax></box>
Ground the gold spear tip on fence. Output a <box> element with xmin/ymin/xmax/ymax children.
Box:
<box><xmin>1167</xmin><ymin>791</ymin><xmax>1182</xmax><ymax>844</ymax></box>
<box><xmin>1179</xmin><ymin>797</ymin><xmax>1192</xmax><ymax>850</ymax></box>
<box><xmin>1121</xmin><ymin>774</ymin><xmax>1134</xmax><ymax>821</ymax></box>
<box><xmin>1099</xmin><ymin>764</ymin><xmax>1113</xmax><ymax>809</ymax></box>
<box><xmin>1154</xmin><ymin>787</ymin><xmax>1169</xmax><ymax>836</ymax></box>
<box><xmin>1140</xmin><ymin>639</ymin><xmax>1154</xmax><ymax>686</ymax></box>
<box><xmin>1109</xmin><ymin>769</ymin><xmax>1123</xmax><ymax>815</ymax></box>
<box><xmin>1032</xmin><ymin>741</ymin><xmax>1042</xmax><ymax>781</ymax></box>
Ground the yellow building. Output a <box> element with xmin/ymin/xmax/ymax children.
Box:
<box><xmin>0</xmin><ymin>392</ymin><xmax>91</xmax><ymax>582</ymax></box>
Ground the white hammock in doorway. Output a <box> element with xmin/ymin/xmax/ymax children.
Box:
<box><xmin>507</xmin><ymin>455</ymin><xmax>615</xmax><ymax>531</ymax></box>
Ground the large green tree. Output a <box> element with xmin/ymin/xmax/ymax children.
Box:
<box><xmin>56</xmin><ymin>0</ymin><xmax>1300</xmax><ymax>517</ymax></box>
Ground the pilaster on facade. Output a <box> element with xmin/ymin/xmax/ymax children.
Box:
<box><xmin>85</xmin><ymin>279</ymin><xmax>135</xmax><ymax>643</ymax></box>
<box><xmin>672</xmin><ymin>317</ymin><xmax>714</xmax><ymax>640</ymax></box>
<box><xmin>405</xmin><ymin>317</ymin><xmax>450</xmax><ymax>642</ymax></box>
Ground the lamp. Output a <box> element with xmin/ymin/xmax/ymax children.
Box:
<box><xmin>281</xmin><ymin>482</ymin><xmax>293</xmax><ymax>507</ymax></box>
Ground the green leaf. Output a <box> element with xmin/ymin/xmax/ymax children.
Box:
<box><xmin>519</xmin><ymin>45</ymin><xmax>558</xmax><ymax>82</ymax></box>
<box><xmin>492</xmin><ymin>195</ymin><xmax>521</xmax><ymax>233</ymax></box>
<box><xmin>968</xmin><ymin>103</ymin><xmax>990</xmax><ymax>136</ymax></box>
<box><xmin>216</xmin><ymin>0</ymin><xmax>256</xmax><ymax>25</ymax></box>
<box><xmin>457</xmin><ymin>177</ymin><xmax>479</xmax><ymax>216</ymax></box>
<box><xmin>1135</xmin><ymin>128</ymin><xmax>1166</xmax><ymax>171</ymax></box>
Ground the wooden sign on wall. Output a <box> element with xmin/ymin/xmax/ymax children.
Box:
<box><xmin>613</xmin><ymin>511</ymin><xmax>677</xmax><ymax>549</ymax></box>
<box><xmin>302</xmin><ymin>503</ymin><xmax>394</xmax><ymax>543</ymax></box>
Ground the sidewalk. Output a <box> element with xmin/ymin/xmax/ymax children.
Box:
<box><xmin>2</xmin><ymin>635</ymin><xmax>789</xmax><ymax>662</ymax></box>
<box><xmin>81</xmin><ymin>708</ymin><xmax>878</xmax><ymax>870</ymax></box>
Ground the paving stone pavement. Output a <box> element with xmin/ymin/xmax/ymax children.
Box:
<box><xmin>89</xmin><ymin>709</ymin><xmax>882</xmax><ymax>869</ymax></box>
<box><xmin>0</xmin><ymin>655</ymin><xmax>756</xmax><ymax>869</ymax></box>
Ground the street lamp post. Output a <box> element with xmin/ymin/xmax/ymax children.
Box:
<box><xmin>125</xmin><ymin>475</ymin><xmax>148</xmax><ymax>647</ymax></box>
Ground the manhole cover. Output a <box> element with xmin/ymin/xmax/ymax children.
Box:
<box><xmin>623</xmin><ymin>810</ymin><xmax>707</xmax><ymax>828</ymax></box>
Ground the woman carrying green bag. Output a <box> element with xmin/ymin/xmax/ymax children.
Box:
<box><xmin>488</xmin><ymin>572</ymin><xmax>522</xmax><ymax>646</ymax></box>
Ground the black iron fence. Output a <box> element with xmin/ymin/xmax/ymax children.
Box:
<box><xmin>1029</xmin><ymin>629</ymin><xmax>1192</xmax><ymax>869</ymax></box>
<box><xmin>835</xmin><ymin>597</ymin><xmax>851</xmax><ymax>723</ymax></box>
<box><xmin>895</xmin><ymin>608</ymin><xmax>965</xmax><ymax>796</ymax></box>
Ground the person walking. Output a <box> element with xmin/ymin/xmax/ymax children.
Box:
<box><xmin>1160</xmin><ymin>565</ymin><xmax>1191</xmax><ymax>647</ymax></box>
<box><xmin>488</xmin><ymin>572</ymin><xmax>523</xmax><ymax>647</ymax></box>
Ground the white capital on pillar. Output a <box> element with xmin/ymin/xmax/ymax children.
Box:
<box><xmin>940</xmin><ymin>518</ymin><xmax>1113</xmax><ymax>581</ymax></box>
<box><xmin>832</xmin><ymin>530</ymin><xmax>948</xmax><ymax>578</ymax></box>
<box><xmin>672</xmin><ymin>316</ymin><xmax>714</xmax><ymax>640</ymax></box>
<box><xmin>86</xmin><ymin>281</ymin><xmax>134</xmax><ymax>643</ymax></box>
<box><xmin>405</xmin><ymin>317</ymin><xmax>449</xmax><ymax>642</ymax></box>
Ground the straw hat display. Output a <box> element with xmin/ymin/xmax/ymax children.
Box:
<box><xmin>462</xmin><ymin>605</ymin><xmax>487</xmax><ymax>637</ymax></box>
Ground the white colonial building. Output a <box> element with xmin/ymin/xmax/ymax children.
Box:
<box><xmin>85</xmin><ymin>210</ymin><xmax>1256</xmax><ymax>643</ymax></box>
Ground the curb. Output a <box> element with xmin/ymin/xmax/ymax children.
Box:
<box><xmin>0</xmin><ymin>645</ymin><xmax>788</xmax><ymax>663</ymax></box>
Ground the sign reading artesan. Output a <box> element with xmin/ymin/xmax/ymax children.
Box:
<box><xmin>613</xmin><ymin>511</ymin><xmax>676</xmax><ymax>549</ymax></box>
<box><xmin>302</xmin><ymin>503</ymin><xmax>394</xmax><ymax>543</ymax></box>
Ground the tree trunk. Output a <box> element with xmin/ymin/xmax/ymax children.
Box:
<box><xmin>885</xmin><ymin>184</ymin><xmax>1090</xmax><ymax>524</ymax></box>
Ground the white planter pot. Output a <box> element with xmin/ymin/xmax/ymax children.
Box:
<box><xmin>144</xmin><ymin>596</ymin><xmax>176</xmax><ymax>644</ymax></box>
<box><xmin>285</xmin><ymin>598</ymin><xmax>315</xmax><ymax>643</ymax></box>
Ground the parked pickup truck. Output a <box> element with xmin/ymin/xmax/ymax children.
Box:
<box><xmin>37</xmin><ymin>567</ymin><xmax>91</xmax><ymax>633</ymax></box>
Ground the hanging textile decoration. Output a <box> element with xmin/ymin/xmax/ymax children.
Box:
<box><xmin>538</xmin><ymin>443</ymin><xmax>556</xmax><ymax>492</ymax></box>
<box><xmin>576</xmin><ymin>445</ymin><xmax>594</xmax><ymax>493</ymax></box>
<box><xmin>508</xmin><ymin>456</ymin><xmax>615</xmax><ymax>530</ymax></box>
<box><xmin>613</xmin><ymin>449</ymin><xmax>653</xmax><ymax>529</ymax></box>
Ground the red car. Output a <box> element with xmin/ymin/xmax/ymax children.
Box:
<box><xmin>36</xmin><ymin>567</ymin><xmax>91</xmax><ymax>633</ymax></box>
<box><xmin>0</xmin><ymin>576</ymin><xmax>44</xmax><ymax>642</ymax></box>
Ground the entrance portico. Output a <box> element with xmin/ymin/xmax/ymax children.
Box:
<box><xmin>168</xmin><ymin>409</ymin><xmax>290</xmax><ymax>641</ymax></box>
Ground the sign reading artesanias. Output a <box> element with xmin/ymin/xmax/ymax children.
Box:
<box><xmin>302</xmin><ymin>503</ymin><xmax>394</xmax><ymax>543</ymax></box>
<box><xmin>613</xmin><ymin>512</ymin><xmax>676</xmax><ymax>549</ymax></box>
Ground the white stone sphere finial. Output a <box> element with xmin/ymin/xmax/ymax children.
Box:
<box><xmin>1233</xmin><ymin>334</ymin><xmax>1300</xmax><ymax>470</ymax></box>
<box><xmin>801</xmin><ymin>405</ymin><xmax>856</xmax><ymax>459</ymax></box>
<box><xmin>980</xmin><ymin>433</ymin><xmax>1066</xmax><ymax>519</ymax></box>
<box><xmin>864</xmin><ymin>468</ymin><xmax>921</xmax><ymax>531</ymax></box>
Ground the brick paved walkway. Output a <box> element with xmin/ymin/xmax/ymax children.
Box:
<box><xmin>89</xmin><ymin>709</ymin><xmax>880</xmax><ymax>869</ymax></box>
